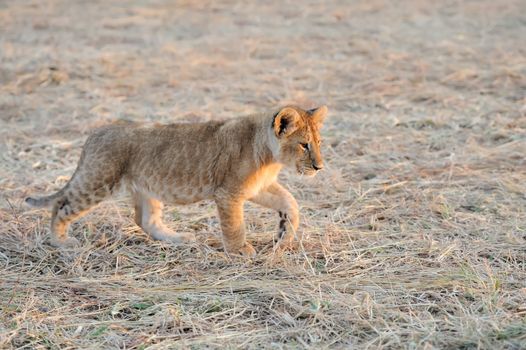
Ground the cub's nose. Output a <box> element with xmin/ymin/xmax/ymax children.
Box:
<box><xmin>313</xmin><ymin>163</ymin><xmax>323</xmax><ymax>171</ymax></box>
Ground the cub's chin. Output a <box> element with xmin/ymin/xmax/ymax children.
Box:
<box><xmin>298</xmin><ymin>168</ymin><xmax>318</xmax><ymax>177</ymax></box>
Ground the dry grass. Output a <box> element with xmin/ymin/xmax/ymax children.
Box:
<box><xmin>1</xmin><ymin>0</ymin><xmax>525</xmax><ymax>348</ymax></box>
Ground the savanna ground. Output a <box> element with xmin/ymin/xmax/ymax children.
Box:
<box><xmin>0</xmin><ymin>0</ymin><xmax>525</xmax><ymax>348</ymax></box>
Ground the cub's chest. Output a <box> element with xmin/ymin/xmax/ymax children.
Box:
<box><xmin>243</xmin><ymin>163</ymin><xmax>282</xmax><ymax>198</ymax></box>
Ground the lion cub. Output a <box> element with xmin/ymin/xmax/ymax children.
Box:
<box><xmin>26</xmin><ymin>105</ymin><xmax>328</xmax><ymax>257</ymax></box>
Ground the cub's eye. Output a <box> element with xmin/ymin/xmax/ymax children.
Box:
<box><xmin>299</xmin><ymin>143</ymin><xmax>309</xmax><ymax>150</ymax></box>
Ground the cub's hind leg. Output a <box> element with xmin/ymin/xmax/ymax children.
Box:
<box><xmin>49</xmin><ymin>184</ymin><xmax>112</xmax><ymax>247</ymax></box>
<box><xmin>133</xmin><ymin>193</ymin><xmax>195</xmax><ymax>244</ymax></box>
<box><xmin>50</xmin><ymin>198</ymin><xmax>86</xmax><ymax>247</ymax></box>
<box><xmin>29</xmin><ymin>127</ymin><xmax>131</xmax><ymax>248</ymax></box>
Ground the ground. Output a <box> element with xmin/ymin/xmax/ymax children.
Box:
<box><xmin>0</xmin><ymin>0</ymin><xmax>525</xmax><ymax>349</ymax></box>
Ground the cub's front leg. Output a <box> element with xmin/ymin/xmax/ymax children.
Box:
<box><xmin>214</xmin><ymin>195</ymin><xmax>256</xmax><ymax>257</ymax></box>
<box><xmin>249</xmin><ymin>182</ymin><xmax>299</xmax><ymax>246</ymax></box>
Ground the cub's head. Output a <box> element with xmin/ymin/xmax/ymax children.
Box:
<box><xmin>272</xmin><ymin>105</ymin><xmax>328</xmax><ymax>176</ymax></box>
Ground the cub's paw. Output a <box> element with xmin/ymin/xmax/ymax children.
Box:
<box><xmin>238</xmin><ymin>243</ymin><xmax>257</xmax><ymax>258</ymax></box>
<box><xmin>274</xmin><ymin>231</ymin><xmax>295</xmax><ymax>247</ymax></box>
<box><xmin>226</xmin><ymin>242</ymin><xmax>257</xmax><ymax>258</ymax></box>
<box><xmin>49</xmin><ymin>236</ymin><xmax>80</xmax><ymax>249</ymax></box>
<box><xmin>274</xmin><ymin>231</ymin><xmax>305</xmax><ymax>251</ymax></box>
<box><xmin>157</xmin><ymin>231</ymin><xmax>196</xmax><ymax>244</ymax></box>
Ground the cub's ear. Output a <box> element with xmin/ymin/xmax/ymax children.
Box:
<box><xmin>273</xmin><ymin>107</ymin><xmax>301</xmax><ymax>137</ymax></box>
<box><xmin>309</xmin><ymin>105</ymin><xmax>328</xmax><ymax>126</ymax></box>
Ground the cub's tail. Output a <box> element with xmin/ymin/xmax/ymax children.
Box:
<box><xmin>25</xmin><ymin>190</ymin><xmax>64</xmax><ymax>208</ymax></box>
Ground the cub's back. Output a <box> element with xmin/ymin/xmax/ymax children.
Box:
<box><xmin>85</xmin><ymin>121</ymin><xmax>228</xmax><ymax>202</ymax></box>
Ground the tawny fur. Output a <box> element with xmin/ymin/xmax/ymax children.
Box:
<box><xmin>26</xmin><ymin>105</ymin><xmax>328</xmax><ymax>256</ymax></box>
